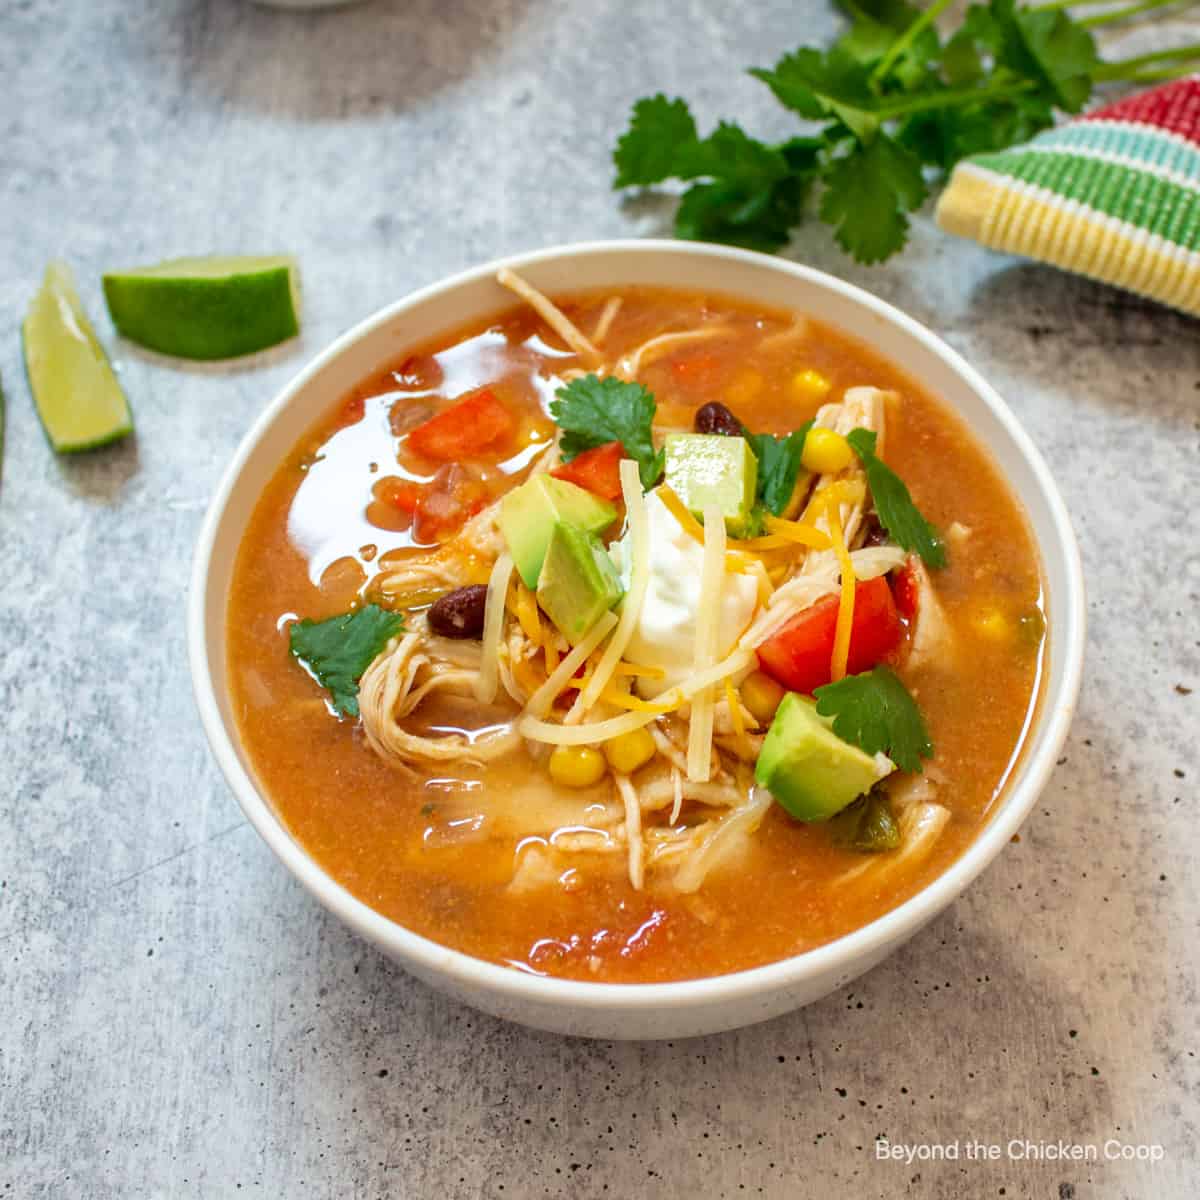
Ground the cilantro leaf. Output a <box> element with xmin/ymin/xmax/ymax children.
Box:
<box><xmin>613</xmin><ymin>100</ymin><xmax>821</xmax><ymax>255</ymax></box>
<box><xmin>750</xmin><ymin>46</ymin><xmax>881</xmax><ymax>139</ymax></box>
<box><xmin>814</xmin><ymin>665</ymin><xmax>933</xmax><ymax>773</ymax></box>
<box><xmin>747</xmin><ymin>420</ymin><xmax>813</xmax><ymax>516</ymax></box>
<box><xmin>818</xmin><ymin>135</ymin><xmax>927</xmax><ymax>264</ymax></box>
<box><xmin>551</xmin><ymin>374</ymin><xmax>664</xmax><ymax>489</ymax></box>
<box><xmin>1000</xmin><ymin>1</ymin><xmax>1098</xmax><ymax>114</ymax></box>
<box><xmin>289</xmin><ymin>604</ymin><xmax>404</xmax><ymax>718</ymax></box>
<box><xmin>613</xmin><ymin>94</ymin><xmax>700</xmax><ymax>188</ymax></box>
<box><xmin>828</xmin><ymin>786</ymin><xmax>902</xmax><ymax>851</ymax></box>
<box><xmin>846</xmin><ymin>427</ymin><xmax>945</xmax><ymax>567</ymax></box>
<box><xmin>673</xmin><ymin>127</ymin><xmax>818</xmax><ymax>252</ymax></box>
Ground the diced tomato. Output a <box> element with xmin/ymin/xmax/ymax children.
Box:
<box><xmin>550</xmin><ymin>440</ymin><xmax>624</xmax><ymax>501</ymax></box>
<box><xmin>411</xmin><ymin>464</ymin><xmax>488</xmax><ymax>544</ymax></box>
<box><xmin>891</xmin><ymin>557</ymin><xmax>920</xmax><ymax>622</ymax></box>
<box><xmin>405</xmin><ymin>388</ymin><xmax>515</xmax><ymax>462</ymax></box>
<box><xmin>756</xmin><ymin>576</ymin><xmax>903</xmax><ymax>695</ymax></box>
<box><xmin>376</xmin><ymin>477</ymin><xmax>424</xmax><ymax>514</ymax></box>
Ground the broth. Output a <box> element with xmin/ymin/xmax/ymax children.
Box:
<box><xmin>227</xmin><ymin>287</ymin><xmax>1044</xmax><ymax>983</ymax></box>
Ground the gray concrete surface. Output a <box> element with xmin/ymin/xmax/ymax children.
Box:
<box><xmin>2</xmin><ymin>1</ymin><xmax>1198</xmax><ymax>1196</ymax></box>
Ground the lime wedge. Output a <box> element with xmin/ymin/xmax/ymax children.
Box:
<box><xmin>22</xmin><ymin>262</ymin><xmax>134</xmax><ymax>454</ymax></box>
<box><xmin>102</xmin><ymin>255</ymin><xmax>301</xmax><ymax>360</ymax></box>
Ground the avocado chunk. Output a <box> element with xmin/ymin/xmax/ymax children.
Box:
<box><xmin>755</xmin><ymin>693</ymin><xmax>890</xmax><ymax>821</ymax></box>
<box><xmin>536</xmin><ymin>522</ymin><xmax>624</xmax><ymax>644</ymax></box>
<box><xmin>664</xmin><ymin>433</ymin><xmax>759</xmax><ymax>537</ymax></box>
<box><xmin>499</xmin><ymin>475</ymin><xmax>617</xmax><ymax>588</ymax></box>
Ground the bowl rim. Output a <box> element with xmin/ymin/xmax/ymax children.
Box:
<box><xmin>188</xmin><ymin>238</ymin><xmax>1086</xmax><ymax>1013</ymax></box>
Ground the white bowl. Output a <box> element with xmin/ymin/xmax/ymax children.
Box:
<box><xmin>188</xmin><ymin>241</ymin><xmax>1085</xmax><ymax>1040</ymax></box>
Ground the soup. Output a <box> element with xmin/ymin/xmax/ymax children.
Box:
<box><xmin>227</xmin><ymin>277</ymin><xmax>1044</xmax><ymax>984</ymax></box>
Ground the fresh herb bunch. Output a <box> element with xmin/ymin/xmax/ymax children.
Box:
<box><xmin>613</xmin><ymin>0</ymin><xmax>1197</xmax><ymax>263</ymax></box>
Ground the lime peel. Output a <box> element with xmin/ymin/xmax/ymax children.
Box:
<box><xmin>102</xmin><ymin>254</ymin><xmax>301</xmax><ymax>360</ymax></box>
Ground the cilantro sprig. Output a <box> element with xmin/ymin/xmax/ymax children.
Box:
<box><xmin>613</xmin><ymin>0</ymin><xmax>1194</xmax><ymax>263</ymax></box>
<box><xmin>289</xmin><ymin>604</ymin><xmax>404</xmax><ymax>718</ymax></box>
<box><xmin>814</xmin><ymin>665</ymin><xmax>933</xmax><ymax>772</ymax></box>
<box><xmin>551</xmin><ymin>374</ymin><xmax>664</xmax><ymax>489</ymax></box>
<box><xmin>846</xmin><ymin>427</ymin><xmax>945</xmax><ymax>568</ymax></box>
<box><xmin>746</xmin><ymin>421</ymin><xmax>813</xmax><ymax>517</ymax></box>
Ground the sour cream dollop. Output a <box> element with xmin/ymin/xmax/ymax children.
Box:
<box><xmin>612</xmin><ymin>492</ymin><xmax>758</xmax><ymax>695</ymax></box>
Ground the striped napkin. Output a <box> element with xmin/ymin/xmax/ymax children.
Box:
<box><xmin>936</xmin><ymin>77</ymin><xmax>1200</xmax><ymax>317</ymax></box>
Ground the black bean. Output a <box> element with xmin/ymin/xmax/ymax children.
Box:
<box><xmin>427</xmin><ymin>584</ymin><xmax>489</xmax><ymax>639</ymax></box>
<box><xmin>860</xmin><ymin>512</ymin><xmax>890</xmax><ymax>547</ymax></box>
<box><xmin>694</xmin><ymin>401</ymin><xmax>743</xmax><ymax>437</ymax></box>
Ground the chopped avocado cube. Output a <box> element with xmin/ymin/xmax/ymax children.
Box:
<box><xmin>664</xmin><ymin>433</ymin><xmax>759</xmax><ymax>538</ymax></box>
<box><xmin>536</xmin><ymin>522</ymin><xmax>624</xmax><ymax>644</ymax></box>
<box><xmin>755</xmin><ymin>693</ymin><xmax>888</xmax><ymax>821</ymax></box>
<box><xmin>499</xmin><ymin>475</ymin><xmax>617</xmax><ymax>588</ymax></box>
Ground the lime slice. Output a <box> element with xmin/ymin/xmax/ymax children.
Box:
<box><xmin>22</xmin><ymin>262</ymin><xmax>134</xmax><ymax>453</ymax></box>
<box><xmin>102</xmin><ymin>255</ymin><xmax>301</xmax><ymax>360</ymax></box>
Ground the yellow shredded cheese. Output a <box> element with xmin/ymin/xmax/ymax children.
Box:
<box><xmin>615</xmin><ymin>662</ymin><xmax>665</xmax><ymax>680</ymax></box>
<box><xmin>599</xmin><ymin>686</ymin><xmax>681</xmax><ymax>715</ymax></box>
<box><xmin>543</xmin><ymin>638</ymin><xmax>559</xmax><ymax>674</ymax></box>
<box><xmin>762</xmin><ymin>515</ymin><xmax>833</xmax><ymax>548</ymax></box>
<box><xmin>723</xmin><ymin>676</ymin><xmax>751</xmax><ymax>759</ymax></box>
<box><xmin>657</xmin><ymin>483</ymin><xmax>705</xmax><ymax>544</ymax></box>
<box><xmin>523</xmin><ymin>611</ymin><xmax>617</xmax><ymax>719</ymax></box>
<box><xmin>518</xmin><ymin>647</ymin><xmax>755</xmax><ymax>746</ymax></box>
<box><xmin>514</xmin><ymin>582</ymin><xmax>542</xmax><ymax>646</ymax></box>
<box><xmin>567</xmin><ymin>460</ymin><xmax>650</xmax><ymax>722</ymax></box>
<box><xmin>824</xmin><ymin>495</ymin><xmax>856</xmax><ymax>682</ymax></box>
<box><xmin>475</xmin><ymin>552</ymin><xmax>514</xmax><ymax>704</ymax></box>
<box><xmin>687</xmin><ymin>504</ymin><xmax>726</xmax><ymax>782</ymax></box>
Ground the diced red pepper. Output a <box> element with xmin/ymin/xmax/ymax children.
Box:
<box><xmin>406</xmin><ymin>388</ymin><xmax>515</xmax><ymax>462</ymax></box>
<box><xmin>891</xmin><ymin>557</ymin><xmax>920</xmax><ymax>622</ymax></box>
<box><xmin>550</xmin><ymin>440</ymin><xmax>625</xmax><ymax>501</ymax></box>
<box><xmin>756</xmin><ymin>576</ymin><xmax>903</xmax><ymax>695</ymax></box>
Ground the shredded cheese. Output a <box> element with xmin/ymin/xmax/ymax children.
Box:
<box><xmin>514</xmin><ymin>582</ymin><xmax>542</xmax><ymax>646</ymax></box>
<box><xmin>475</xmin><ymin>552</ymin><xmax>514</xmax><ymax>704</ymax></box>
<box><xmin>543</xmin><ymin>638</ymin><xmax>559</xmax><ymax>674</ymax></box>
<box><xmin>615</xmin><ymin>662</ymin><xmax>665</xmax><ymax>681</ymax></box>
<box><xmin>687</xmin><ymin>504</ymin><xmax>726</xmax><ymax>782</ymax></box>
<box><xmin>657</xmin><ymin>483</ymin><xmax>705</xmax><ymax>544</ymax></box>
<box><xmin>723</xmin><ymin>676</ymin><xmax>751</xmax><ymax>759</ymax></box>
<box><xmin>567</xmin><ymin>460</ymin><xmax>650</xmax><ymax>722</ymax></box>
<box><xmin>825</xmin><ymin>494</ymin><xmax>856</xmax><ymax>682</ymax></box>
<box><xmin>590</xmin><ymin>296</ymin><xmax>622</xmax><ymax>344</ymax></box>
<box><xmin>613</xmin><ymin>773</ymin><xmax>644</xmax><ymax>890</ymax></box>
<box><xmin>598</xmin><ymin>686</ymin><xmax>681</xmax><ymax>715</ymax></box>
<box><xmin>523</xmin><ymin>610</ymin><xmax>617</xmax><ymax>719</ymax></box>
<box><xmin>517</xmin><ymin>646</ymin><xmax>755</xmax><ymax>746</ymax></box>
<box><xmin>762</xmin><ymin>515</ymin><xmax>833</xmax><ymax>548</ymax></box>
<box><xmin>495</xmin><ymin>268</ymin><xmax>601</xmax><ymax>365</ymax></box>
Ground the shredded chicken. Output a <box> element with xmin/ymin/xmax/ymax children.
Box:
<box><xmin>905</xmin><ymin>557</ymin><xmax>957</xmax><ymax>672</ymax></box>
<box><xmin>359</xmin><ymin>623</ymin><xmax>522</xmax><ymax>770</ymax></box>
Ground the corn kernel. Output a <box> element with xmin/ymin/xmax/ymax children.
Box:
<box><xmin>740</xmin><ymin>670</ymin><xmax>785</xmax><ymax>726</ymax></box>
<box><xmin>972</xmin><ymin>606</ymin><xmax>1011</xmax><ymax>640</ymax></box>
<box><xmin>603</xmin><ymin>726</ymin><xmax>656</xmax><ymax>775</ymax></box>
<box><xmin>548</xmin><ymin>745</ymin><xmax>607</xmax><ymax>789</ymax></box>
<box><xmin>801</xmin><ymin>427</ymin><xmax>854</xmax><ymax>475</ymax></box>
<box><xmin>792</xmin><ymin>368</ymin><xmax>831</xmax><ymax>399</ymax></box>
